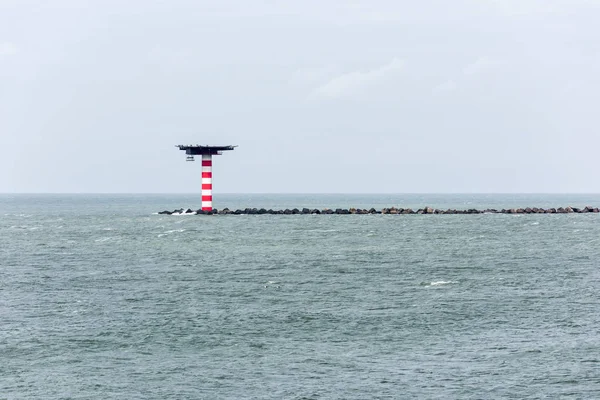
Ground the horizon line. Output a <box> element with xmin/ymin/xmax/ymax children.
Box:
<box><xmin>1</xmin><ymin>192</ymin><xmax>599</xmax><ymax>195</ymax></box>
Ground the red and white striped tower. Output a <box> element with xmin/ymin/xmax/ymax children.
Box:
<box><xmin>176</xmin><ymin>145</ymin><xmax>236</xmax><ymax>211</ymax></box>
<box><xmin>201</xmin><ymin>154</ymin><xmax>213</xmax><ymax>211</ymax></box>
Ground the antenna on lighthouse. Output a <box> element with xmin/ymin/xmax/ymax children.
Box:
<box><xmin>176</xmin><ymin>144</ymin><xmax>237</xmax><ymax>211</ymax></box>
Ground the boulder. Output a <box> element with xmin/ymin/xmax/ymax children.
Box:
<box><xmin>302</xmin><ymin>208</ymin><xmax>310</xmax><ymax>214</ymax></box>
<box><xmin>158</xmin><ymin>210</ymin><xmax>172</xmax><ymax>215</ymax></box>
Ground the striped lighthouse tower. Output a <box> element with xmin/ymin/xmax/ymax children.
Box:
<box><xmin>176</xmin><ymin>145</ymin><xmax>236</xmax><ymax>211</ymax></box>
<box><xmin>201</xmin><ymin>154</ymin><xmax>213</xmax><ymax>211</ymax></box>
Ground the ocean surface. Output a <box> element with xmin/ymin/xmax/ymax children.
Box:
<box><xmin>1</xmin><ymin>194</ymin><xmax>600</xmax><ymax>399</ymax></box>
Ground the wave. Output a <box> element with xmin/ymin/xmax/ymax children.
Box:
<box><xmin>165</xmin><ymin>229</ymin><xmax>186</xmax><ymax>234</ymax></box>
<box><xmin>421</xmin><ymin>280</ymin><xmax>457</xmax><ymax>286</ymax></box>
<box><xmin>158</xmin><ymin>228</ymin><xmax>186</xmax><ymax>237</ymax></box>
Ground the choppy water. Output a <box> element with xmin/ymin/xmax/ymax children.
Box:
<box><xmin>1</xmin><ymin>194</ymin><xmax>600</xmax><ymax>399</ymax></box>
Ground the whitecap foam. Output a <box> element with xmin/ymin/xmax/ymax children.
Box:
<box><xmin>159</xmin><ymin>229</ymin><xmax>186</xmax><ymax>237</ymax></box>
<box><xmin>429</xmin><ymin>280</ymin><xmax>457</xmax><ymax>286</ymax></box>
<box><xmin>164</xmin><ymin>229</ymin><xmax>185</xmax><ymax>234</ymax></box>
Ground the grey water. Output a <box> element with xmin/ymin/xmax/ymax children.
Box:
<box><xmin>1</xmin><ymin>194</ymin><xmax>600</xmax><ymax>399</ymax></box>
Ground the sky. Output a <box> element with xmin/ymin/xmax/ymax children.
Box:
<box><xmin>1</xmin><ymin>0</ymin><xmax>599</xmax><ymax>193</ymax></box>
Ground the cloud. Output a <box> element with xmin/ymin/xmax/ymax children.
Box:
<box><xmin>290</xmin><ymin>65</ymin><xmax>338</xmax><ymax>85</ymax></box>
<box><xmin>432</xmin><ymin>80</ymin><xmax>458</xmax><ymax>94</ymax></box>
<box><xmin>485</xmin><ymin>0</ymin><xmax>570</xmax><ymax>16</ymax></box>
<box><xmin>0</xmin><ymin>42</ymin><xmax>17</xmax><ymax>56</ymax></box>
<box><xmin>463</xmin><ymin>56</ymin><xmax>504</xmax><ymax>75</ymax></box>
<box><xmin>312</xmin><ymin>58</ymin><xmax>404</xmax><ymax>99</ymax></box>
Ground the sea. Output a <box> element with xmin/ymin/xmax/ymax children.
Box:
<box><xmin>1</xmin><ymin>193</ymin><xmax>599</xmax><ymax>399</ymax></box>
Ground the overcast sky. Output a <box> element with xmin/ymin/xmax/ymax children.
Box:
<box><xmin>1</xmin><ymin>0</ymin><xmax>599</xmax><ymax>193</ymax></box>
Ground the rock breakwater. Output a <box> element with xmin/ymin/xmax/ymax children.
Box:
<box><xmin>158</xmin><ymin>206</ymin><xmax>600</xmax><ymax>215</ymax></box>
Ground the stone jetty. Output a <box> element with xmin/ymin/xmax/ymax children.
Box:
<box><xmin>158</xmin><ymin>206</ymin><xmax>600</xmax><ymax>215</ymax></box>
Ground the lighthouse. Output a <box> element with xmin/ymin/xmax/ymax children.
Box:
<box><xmin>176</xmin><ymin>145</ymin><xmax>236</xmax><ymax>211</ymax></box>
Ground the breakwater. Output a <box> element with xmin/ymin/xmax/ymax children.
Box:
<box><xmin>159</xmin><ymin>206</ymin><xmax>600</xmax><ymax>215</ymax></box>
